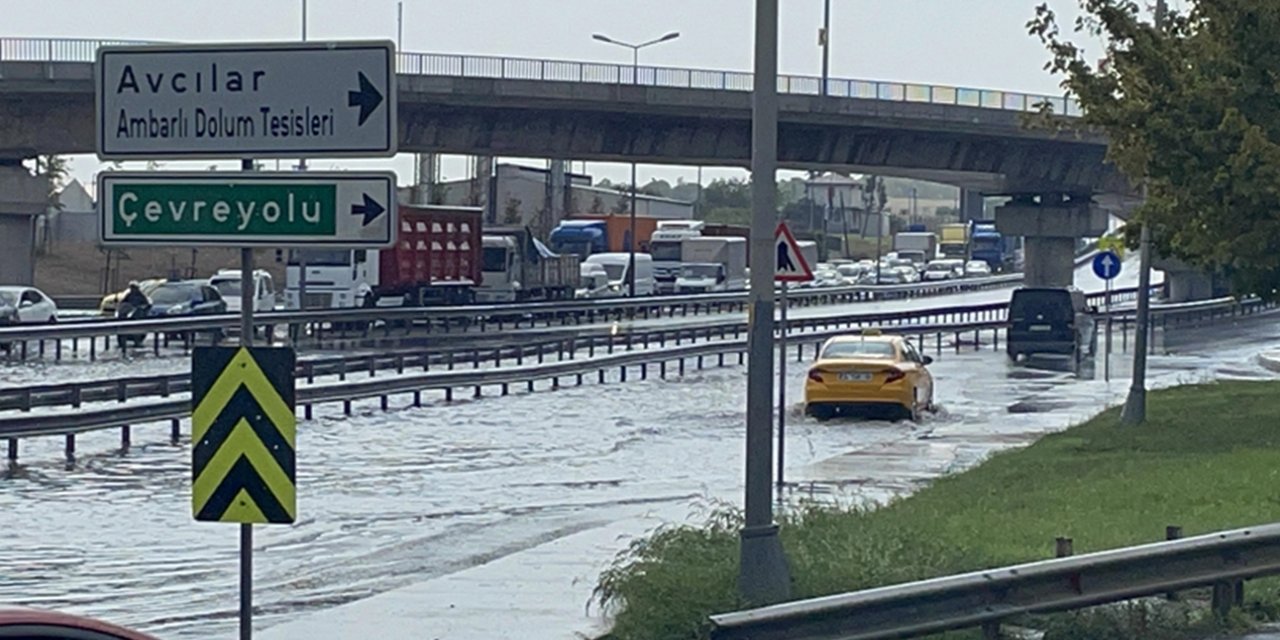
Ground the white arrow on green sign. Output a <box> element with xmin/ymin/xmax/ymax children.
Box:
<box><xmin>97</xmin><ymin>171</ymin><xmax>397</xmax><ymax>247</ymax></box>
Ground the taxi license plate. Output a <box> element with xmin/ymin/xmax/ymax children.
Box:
<box><xmin>839</xmin><ymin>372</ymin><xmax>872</xmax><ymax>382</ymax></box>
<box><xmin>1030</xmin><ymin>324</ymin><xmax>1052</xmax><ymax>331</ymax></box>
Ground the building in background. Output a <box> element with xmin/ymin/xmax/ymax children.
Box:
<box><xmin>398</xmin><ymin>163</ymin><xmax>694</xmax><ymax>237</ymax></box>
<box><xmin>36</xmin><ymin>178</ymin><xmax>97</xmax><ymax>251</ymax></box>
<box><xmin>803</xmin><ymin>173</ymin><xmax>889</xmax><ymax>239</ymax></box>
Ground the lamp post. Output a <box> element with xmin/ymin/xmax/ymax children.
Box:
<box><xmin>1121</xmin><ymin>0</ymin><xmax>1165</xmax><ymax>426</ymax></box>
<box><xmin>819</xmin><ymin>0</ymin><xmax>831</xmax><ymax>95</ymax></box>
<box><xmin>296</xmin><ymin>0</ymin><xmax>309</xmax><ymax>311</ymax></box>
<box><xmin>739</xmin><ymin>0</ymin><xmax>791</xmax><ymax>605</ymax></box>
<box><xmin>592</xmin><ymin>31</ymin><xmax>680</xmax><ymax>296</ymax></box>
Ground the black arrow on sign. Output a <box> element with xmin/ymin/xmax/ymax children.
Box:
<box><xmin>351</xmin><ymin>193</ymin><xmax>386</xmax><ymax>226</ymax></box>
<box><xmin>347</xmin><ymin>72</ymin><xmax>384</xmax><ymax>126</ymax></box>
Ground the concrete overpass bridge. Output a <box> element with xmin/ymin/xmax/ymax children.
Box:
<box><xmin>0</xmin><ymin>37</ymin><xmax>1134</xmax><ymax>289</ymax></box>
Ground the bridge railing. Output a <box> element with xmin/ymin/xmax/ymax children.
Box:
<box><xmin>0</xmin><ymin>37</ymin><xmax>1083</xmax><ymax>117</ymax></box>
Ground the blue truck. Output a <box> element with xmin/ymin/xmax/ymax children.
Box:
<box><xmin>968</xmin><ymin>219</ymin><xmax>1017</xmax><ymax>272</ymax></box>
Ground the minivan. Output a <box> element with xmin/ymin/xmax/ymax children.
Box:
<box><xmin>209</xmin><ymin>268</ymin><xmax>276</xmax><ymax>313</ymax></box>
<box><xmin>1006</xmin><ymin>287</ymin><xmax>1097</xmax><ymax>362</ymax></box>
<box><xmin>583</xmin><ymin>253</ymin><xmax>655</xmax><ymax>296</ymax></box>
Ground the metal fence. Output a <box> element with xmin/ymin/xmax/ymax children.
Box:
<box><xmin>0</xmin><ymin>37</ymin><xmax>1084</xmax><ymax>117</ymax></box>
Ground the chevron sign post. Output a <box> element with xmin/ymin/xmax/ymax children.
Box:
<box><xmin>192</xmin><ymin>346</ymin><xmax>297</xmax><ymax>524</ymax></box>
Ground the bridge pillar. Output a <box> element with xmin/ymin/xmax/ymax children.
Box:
<box><xmin>0</xmin><ymin>160</ymin><xmax>44</xmax><ymax>286</ymax></box>
<box><xmin>1153</xmin><ymin>255</ymin><xmax>1223</xmax><ymax>302</ymax></box>
<box><xmin>995</xmin><ymin>195</ymin><xmax>1107</xmax><ymax>288</ymax></box>
<box><xmin>959</xmin><ymin>189</ymin><xmax>985</xmax><ymax>222</ymax></box>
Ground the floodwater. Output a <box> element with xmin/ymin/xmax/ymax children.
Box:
<box><xmin>4</xmin><ymin>255</ymin><xmax>1235</xmax><ymax>639</ymax></box>
<box><xmin>3</xmin><ymin>303</ymin><xmax>1275</xmax><ymax>639</ymax></box>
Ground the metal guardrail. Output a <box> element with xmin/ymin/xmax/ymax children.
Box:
<box><xmin>709</xmin><ymin>523</ymin><xmax>1280</xmax><ymax>640</ymax></box>
<box><xmin>0</xmin><ymin>322</ymin><xmax>742</xmax><ymax>412</ymax></box>
<box><xmin>0</xmin><ymin>37</ymin><xmax>1083</xmax><ymax>117</ymax></box>
<box><xmin>0</xmin><ymin>319</ymin><xmax>994</xmax><ymax>443</ymax></box>
<box><xmin>0</xmin><ymin>283</ymin><xmax>1162</xmax><ymax>417</ymax></box>
<box><xmin>0</xmin><ymin>274</ymin><xmax>1027</xmax><ymax>359</ymax></box>
<box><xmin>0</xmin><ymin>283</ymin><xmax>1172</xmax><ymax>454</ymax></box>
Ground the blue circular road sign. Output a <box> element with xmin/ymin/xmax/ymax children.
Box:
<box><xmin>1092</xmin><ymin>250</ymin><xmax>1122</xmax><ymax>280</ymax></box>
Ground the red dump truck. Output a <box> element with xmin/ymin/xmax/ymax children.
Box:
<box><xmin>284</xmin><ymin>204</ymin><xmax>484</xmax><ymax>308</ymax></box>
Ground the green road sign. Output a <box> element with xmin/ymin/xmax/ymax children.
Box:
<box><xmin>98</xmin><ymin>170</ymin><xmax>395</xmax><ymax>247</ymax></box>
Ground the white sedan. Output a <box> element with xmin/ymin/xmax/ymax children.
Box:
<box><xmin>0</xmin><ymin>286</ymin><xmax>58</xmax><ymax>324</ymax></box>
<box><xmin>964</xmin><ymin>260</ymin><xmax>993</xmax><ymax>278</ymax></box>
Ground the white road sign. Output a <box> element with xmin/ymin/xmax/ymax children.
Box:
<box><xmin>774</xmin><ymin>222</ymin><xmax>815</xmax><ymax>282</ymax></box>
<box><xmin>98</xmin><ymin>171</ymin><xmax>396</xmax><ymax>247</ymax></box>
<box><xmin>96</xmin><ymin>41</ymin><xmax>397</xmax><ymax>160</ymax></box>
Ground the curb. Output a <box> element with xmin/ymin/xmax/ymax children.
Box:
<box><xmin>1259</xmin><ymin>351</ymin><xmax>1280</xmax><ymax>374</ymax></box>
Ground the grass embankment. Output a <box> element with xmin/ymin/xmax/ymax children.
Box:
<box><xmin>596</xmin><ymin>381</ymin><xmax>1280</xmax><ymax>640</ymax></box>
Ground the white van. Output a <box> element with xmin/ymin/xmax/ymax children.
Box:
<box><xmin>209</xmin><ymin>269</ymin><xmax>277</xmax><ymax>313</ymax></box>
<box><xmin>583</xmin><ymin>253</ymin><xmax>655</xmax><ymax>296</ymax></box>
<box><xmin>576</xmin><ymin>262</ymin><xmax>618</xmax><ymax>299</ymax></box>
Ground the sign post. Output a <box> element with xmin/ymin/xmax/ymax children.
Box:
<box><xmin>773</xmin><ymin>222</ymin><xmax>815</xmax><ymax>494</ymax></box>
<box><xmin>96</xmin><ymin>39</ymin><xmax>398</xmax><ymax>640</ymax></box>
<box><xmin>1092</xmin><ymin>250</ymin><xmax>1122</xmax><ymax>382</ymax></box>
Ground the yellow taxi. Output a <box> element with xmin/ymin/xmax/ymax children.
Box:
<box><xmin>804</xmin><ymin>329</ymin><xmax>935</xmax><ymax>421</ymax></box>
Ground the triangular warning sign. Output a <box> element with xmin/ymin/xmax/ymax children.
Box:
<box><xmin>774</xmin><ymin>222</ymin><xmax>814</xmax><ymax>282</ymax></box>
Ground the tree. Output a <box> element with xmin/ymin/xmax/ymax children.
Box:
<box><xmin>703</xmin><ymin>206</ymin><xmax>751</xmax><ymax>226</ymax></box>
<box><xmin>610</xmin><ymin>195</ymin><xmax>631</xmax><ymax>215</ymax></box>
<box><xmin>1029</xmin><ymin>1</ymin><xmax>1280</xmax><ymax>296</ymax></box>
<box><xmin>33</xmin><ymin>155</ymin><xmax>69</xmax><ymax>255</ymax></box>
<box><xmin>502</xmin><ymin>197</ymin><xmax>522</xmax><ymax>225</ymax></box>
<box><xmin>589</xmin><ymin>195</ymin><xmax>605</xmax><ymax>214</ymax></box>
<box><xmin>701</xmin><ymin>178</ymin><xmax>752</xmax><ymax>211</ymax></box>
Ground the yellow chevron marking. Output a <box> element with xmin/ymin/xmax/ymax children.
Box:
<box><xmin>192</xmin><ymin>418</ymin><xmax>297</xmax><ymax>522</ymax></box>
<box><xmin>193</xmin><ymin>347</ymin><xmax>295</xmax><ymax>447</ymax></box>
<box><xmin>219</xmin><ymin>488</ymin><xmax>267</xmax><ymax>523</ymax></box>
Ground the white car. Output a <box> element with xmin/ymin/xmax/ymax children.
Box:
<box><xmin>0</xmin><ymin>286</ymin><xmax>58</xmax><ymax>324</ymax></box>
<box><xmin>923</xmin><ymin>259</ymin><xmax>965</xmax><ymax>281</ymax></box>
<box><xmin>964</xmin><ymin>260</ymin><xmax>993</xmax><ymax>278</ymax></box>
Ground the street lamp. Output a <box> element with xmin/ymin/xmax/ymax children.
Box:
<box><xmin>819</xmin><ymin>0</ymin><xmax>831</xmax><ymax>95</ymax></box>
<box><xmin>592</xmin><ymin>31</ymin><xmax>681</xmax><ymax>297</ymax></box>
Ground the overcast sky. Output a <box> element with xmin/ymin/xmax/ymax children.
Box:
<box><xmin>6</xmin><ymin>0</ymin><xmax>1133</xmax><ymax>192</ymax></box>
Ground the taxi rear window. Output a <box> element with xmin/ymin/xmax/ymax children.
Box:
<box><xmin>821</xmin><ymin>341</ymin><xmax>896</xmax><ymax>359</ymax></box>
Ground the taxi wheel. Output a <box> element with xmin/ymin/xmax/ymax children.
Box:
<box><xmin>906</xmin><ymin>389</ymin><xmax>923</xmax><ymax>422</ymax></box>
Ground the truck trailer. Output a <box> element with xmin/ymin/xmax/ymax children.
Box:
<box><xmin>969</xmin><ymin>219</ymin><xmax>1017</xmax><ymax>272</ymax></box>
<box><xmin>649</xmin><ymin>220</ymin><xmax>706</xmax><ymax>294</ymax></box>
<box><xmin>892</xmin><ymin>232</ymin><xmax>939</xmax><ymax>266</ymax></box>
<box><xmin>938</xmin><ymin>223</ymin><xmax>969</xmax><ymax>259</ymax></box>
<box><xmin>284</xmin><ymin>205</ymin><xmax>482</xmax><ymax>309</ymax></box>
<box><xmin>477</xmin><ymin>228</ymin><xmax>581</xmax><ymax>303</ymax></box>
<box><xmin>674</xmin><ymin>236</ymin><xmax>748</xmax><ymax>293</ymax></box>
<box><xmin>547</xmin><ymin>214</ymin><xmax>660</xmax><ymax>259</ymax></box>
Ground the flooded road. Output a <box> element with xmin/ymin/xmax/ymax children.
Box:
<box><xmin>3</xmin><ymin>304</ymin><xmax>1276</xmax><ymax>638</ymax></box>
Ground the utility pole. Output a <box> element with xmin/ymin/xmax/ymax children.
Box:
<box><xmin>819</xmin><ymin>0</ymin><xmax>831</xmax><ymax>95</ymax></box>
<box><xmin>1120</xmin><ymin>0</ymin><xmax>1165</xmax><ymax>426</ymax></box>
<box><xmin>296</xmin><ymin>0</ymin><xmax>309</xmax><ymax>310</ymax></box>
<box><xmin>739</xmin><ymin>0</ymin><xmax>791</xmax><ymax>606</ymax></box>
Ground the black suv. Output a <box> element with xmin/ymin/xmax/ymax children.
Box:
<box><xmin>1007</xmin><ymin>287</ymin><xmax>1097</xmax><ymax>362</ymax></box>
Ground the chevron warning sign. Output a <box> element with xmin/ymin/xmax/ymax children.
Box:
<box><xmin>192</xmin><ymin>346</ymin><xmax>297</xmax><ymax>524</ymax></box>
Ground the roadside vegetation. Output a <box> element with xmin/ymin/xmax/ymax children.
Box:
<box><xmin>594</xmin><ymin>381</ymin><xmax>1280</xmax><ymax>640</ymax></box>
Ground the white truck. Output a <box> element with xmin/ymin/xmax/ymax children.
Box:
<box><xmin>675</xmin><ymin>236</ymin><xmax>748</xmax><ymax>294</ymax></box>
<box><xmin>475</xmin><ymin>228</ymin><xmax>580</xmax><ymax>303</ymax></box>
<box><xmin>649</xmin><ymin>220</ymin><xmax>706</xmax><ymax>294</ymax></box>
<box><xmin>892</xmin><ymin>232</ymin><xmax>939</xmax><ymax>270</ymax></box>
